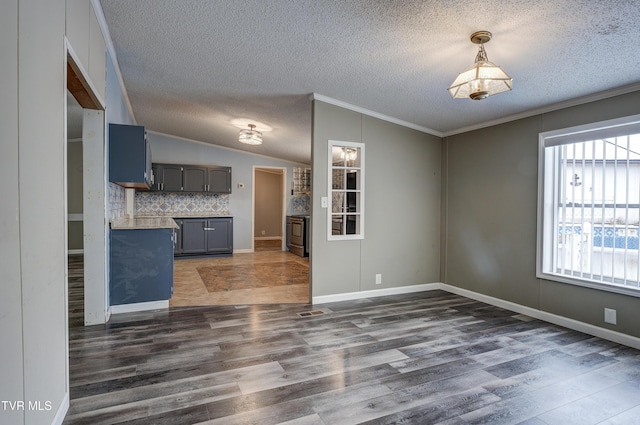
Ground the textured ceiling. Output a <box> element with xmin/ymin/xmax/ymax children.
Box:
<box><xmin>99</xmin><ymin>0</ymin><xmax>640</xmax><ymax>165</ymax></box>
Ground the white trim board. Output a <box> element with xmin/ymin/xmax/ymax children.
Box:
<box><xmin>439</xmin><ymin>284</ymin><xmax>640</xmax><ymax>350</ymax></box>
<box><xmin>312</xmin><ymin>283</ymin><xmax>640</xmax><ymax>350</ymax></box>
<box><xmin>312</xmin><ymin>283</ymin><xmax>440</xmax><ymax>304</ymax></box>
<box><xmin>51</xmin><ymin>392</ymin><xmax>69</xmax><ymax>425</ymax></box>
<box><xmin>110</xmin><ymin>300</ymin><xmax>169</xmax><ymax>315</ymax></box>
<box><xmin>68</xmin><ymin>249</ymin><xmax>84</xmax><ymax>255</ymax></box>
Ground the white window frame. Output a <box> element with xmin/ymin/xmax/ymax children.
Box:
<box><xmin>537</xmin><ymin>114</ymin><xmax>640</xmax><ymax>297</ymax></box>
<box><xmin>327</xmin><ymin>140</ymin><xmax>365</xmax><ymax>241</ymax></box>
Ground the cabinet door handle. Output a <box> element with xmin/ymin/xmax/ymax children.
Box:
<box><xmin>203</xmin><ymin>227</ymin><xmax>216</xmax><ymax>231</ymax></box>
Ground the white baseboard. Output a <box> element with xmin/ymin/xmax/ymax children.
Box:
<box><xmin>312</xmin><ymin>282</ymin><xmax>640</xmax><ymax>350</ymax></box>
<box><xmin>254</xmin><ymin>236</ymin><xmax>282</xmax><ymax>241</ymax></box>
<box><xmin>439</xmin><ymin>283</ymin><xmax>640</xmax><ymax>350</ymax></box>
<box><xmin>312</xmin><ymin>283</ymin><xmax>440</xmax><ymax>304</ymax></box>
<box><xmin>52</xmin><ymin>391</ymin><xmax>69</xmax><ymax>425</ymax></box>
<box><xmin>67</xmin><ymin>249</ymin><xmax>84</xmax><ymax>255</ymax></box>
<box><xmin>110</xmin><ymin>300</ymin><xmax>169</xmax><ymax>314</ymax></box>
<box><xmin>234</xmin><ymin>248</ymin><xmax>253</xmax><ymax>254</ymax></box>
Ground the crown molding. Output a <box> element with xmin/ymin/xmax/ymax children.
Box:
<box><xmin>311</xmin><ymin>93</ymin><xmax>444</xmax><ymax>138</ymax></box>
<box><xmin>91</xmin><ymin>0</ymin><xmax>137</xmax><ymax>125</ymax></box>
<box><xmin>442</xmin><ymin>82</ymin><xmax>640</xmax><ymax>137</ymax></box>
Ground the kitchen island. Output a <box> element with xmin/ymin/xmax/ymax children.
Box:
<box><xmin>109</xmin><ymin>216</ymin><xmax>178</xmax><ymax>313</ymax></box>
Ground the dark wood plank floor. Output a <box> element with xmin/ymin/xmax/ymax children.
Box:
<box><xmin>68</xmin><ymin>254</ymin><xmax>85</xmax><ymax>328</ymax></box>
<box><xmin>63</xmin><ymin>283</ymin><xmax>640</xmax><ymax>424</ymax></box>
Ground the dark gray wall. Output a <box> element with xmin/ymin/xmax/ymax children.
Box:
<box><xmin>311</xmin><ymin>101</ymin><xmax>442</xmax><ymax>297</ymax></box>
<box><xmin>443</xmin><ymin>90</ymin><xmax>640</xmax><ymax>338</ymax></box>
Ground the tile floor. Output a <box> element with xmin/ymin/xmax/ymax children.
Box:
<box><xmin>171</xmin><ymin>239</ymin><xmax>310</xmax><ymax>307</ymax></box>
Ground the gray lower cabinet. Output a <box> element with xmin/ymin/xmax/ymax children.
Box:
<box><xmin>205</xmin><ymin>218</ymin><xmax>233</xmax><ymax>253</ymax></box>
<box><xmin>173</xmin><ymin>219</ymin><xmax>183</xmax><ymax>254</ymax></box>
<box><xmin>175</xmin><ymin>217</ymin><xmax>233</xmax><ymax>257</ymax></box>
<box><xmin>109</xmin><ymin>228</ymin><xmax>174</xmax><ymax>305</ymax></box>
<box><xmin>181</xmin><ymin>219</ymin><xmax>207</xmax><ymax>254</ymax></box>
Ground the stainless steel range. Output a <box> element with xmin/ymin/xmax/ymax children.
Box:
<box><xmin>287</xmin><ymin>215</ymin><xmax>309</xmax><ymax>257</ymax></box>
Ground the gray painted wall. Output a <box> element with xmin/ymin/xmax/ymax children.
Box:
<box><xmin>443</xmin><ymin>91</ymin><xmax>640</xmax><ymax>338</ymax></box>
<box><xmin>147</xmin><ymin>132</ymin><xmax>306</xmax><ymax>250</ymax></box>
<box><xmin>311</xmin><ymin>101</ymin><xmax>442</xmax><ymax>297</ymax></box>
<box><xmin>105</xmin><ymin>52</ymin><xmax>135</xmax><ymax>126</ymax></box>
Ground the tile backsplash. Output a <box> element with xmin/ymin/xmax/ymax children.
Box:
<box><xmin>108</xmin><ymin>183</ymin><xmax>126</xmax><ymax>219</ymax></box>
<box><xmin>135</xmin><ymin>191</ymin><xmax>230</xmax><ymax>216</ymax></box>
<box><xmin>291</xmin><ymin>194</ymin><xmax>311</xmax><ymax>214</ymax></box>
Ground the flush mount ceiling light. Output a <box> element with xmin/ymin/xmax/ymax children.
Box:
<box><xmin>238</xmin><ymin>124</ymin><xmax>263</xmax><ymax>145</ymax></box>
<box><xmin>448</xmin><ymin>31</ymin><xmax>513</xmax><ymax>100</ymax></box>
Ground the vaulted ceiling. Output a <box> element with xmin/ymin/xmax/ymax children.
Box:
<box><xmin>99</xmin><ymin>0</ymin><xmax>640</xmax><ymax>164</ymax></box>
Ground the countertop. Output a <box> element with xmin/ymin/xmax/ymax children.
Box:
<box><xmin>110</xmin><ymin>216</ymin><xmax>179</xmax><ymax>230</ymax></box>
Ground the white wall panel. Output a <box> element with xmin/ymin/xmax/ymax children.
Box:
<box><xmin>18</xmin><ymin>0</ymin><xmax>68</xmax><ymax>423</ymax></box>
<box><xmin>89</xmin><ymin>2</ymin><xmax>106</xmax><ymax>102</ymax></box>
<box><xmin>65</xmin><ymin>0</ymin><xmax>90</xmax><ymax>69</ymax></box>
<box><xmin>0</xmin><ymin>1</ymin><xmax>25</xmax><ymax>424</ymax></box>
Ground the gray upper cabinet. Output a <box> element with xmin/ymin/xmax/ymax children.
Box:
<box><xmin>183</xmin><ymin>166</ymin><xmax>207</xmax><ymax>192</ymax></box>
<box><xmin>152</xmin><ymin>163</ymin><xmax>232</xmax><ymax>193</ymax></box>
<box><xmin>109</xmin><ymin>123</ymin><xmax>152</xmax><ymax>189</ymax></box>
<box><xmin>153</xmin><ymin>163</ymin><xmax>183</xmax><ymax>191</ymax></box>
<box><xmin>207</xmin><ymin>166</ymin><xmax>232</xmax><ymax>193</ymax></box>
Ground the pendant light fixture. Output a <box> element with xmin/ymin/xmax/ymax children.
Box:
<box><xmin>238</xmin><ymin>124</ymin><xmax>263</xmax><ymax>145</ymax></box>
<box><xmin>448</xmin><ymin>31</ymin><xmax>512</xmax><ymax>100</ymax></box>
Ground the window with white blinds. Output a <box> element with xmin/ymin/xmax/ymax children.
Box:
<box><xmin>537</xmin><ymin>114</ymin><xmax>640</xmax><ymax>296</ymax></box>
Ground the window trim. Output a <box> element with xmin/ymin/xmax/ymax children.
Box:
<box><xmin>327</xmin><ymin>140</ymin><xmax>365</xmax><ymax>241</ymax></box>
<box><xmin>537</xmin><ymin>113</ymin><xmax>640</xmax><ymax>297</ymax></box>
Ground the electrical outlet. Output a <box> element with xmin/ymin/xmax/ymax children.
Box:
<box><xmin>375</xmin><ymin>274</ymin><xmax>382</xmax><ymax>285</ymax></box>
<box><xmin>604</xmin><ymin>308</ymin><xmax>617</xmax><ymax>325</ymax></box>
<box><xmin>261</xmin><ymin>230</ymin><xmax>266</xmax><ymax>236</ymax></box>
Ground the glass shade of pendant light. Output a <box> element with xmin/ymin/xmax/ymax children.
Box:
<box><xmin>238</xmin><ymin>124</ymin><xmax>263</xmax><ymax>145</ymax></box>
<box><xmin>448</xmin><ymin>31</ymin><xmax>512</xmax><ymax>100</ymax></box>
<box><xmin>340</xmin><ymin>148</ymin><xmax>357</xmax><ymax>161</ymax></box>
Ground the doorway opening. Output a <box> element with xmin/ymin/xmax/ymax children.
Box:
<box><xmin>253</xmin><ymin>167</ymin><xmax>286</xmax><ymax>252</ymax></box>
<box><xmin>168</xmin><ymin>166</ymin><xmax>310</xmax><ymax>306</ymax></box>
<box><xmin>66</xmin><ymin>91</ymin><xmax>84</xmax><ymax>327</ymax></box>
<box><xmin>66</xmin><ymin>50</ymin><xmax>106</xmax><ymax>329</ymax></box>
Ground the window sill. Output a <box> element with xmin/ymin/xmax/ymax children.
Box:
<box><xmin>537</xmin><ymin>271</ymin><xmax>640</xmax><ymax>298</ymax></box>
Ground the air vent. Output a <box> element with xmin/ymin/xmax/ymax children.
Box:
<box><xmin>297</xmin><ymin>310</ymin><xmax>325</xmax><ymax>318</ymax></box>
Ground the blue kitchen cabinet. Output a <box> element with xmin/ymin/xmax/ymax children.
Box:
<box><xmin>110</xmin><ymin>228</ymin><xmax>174</xmax><ymax>305</ymax></box>
<box><xmin>109</xmin><ymin>123</ymin><xmax>152</xmax><ymax>189</ymax></box>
